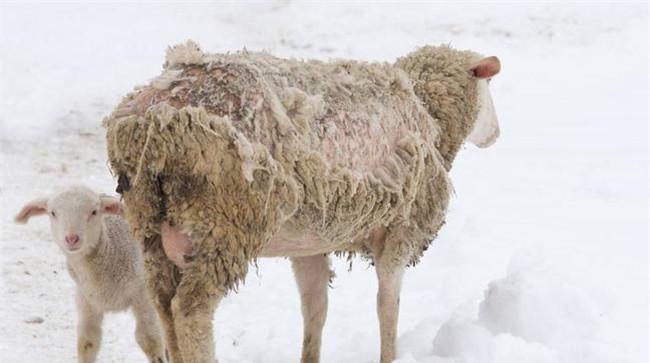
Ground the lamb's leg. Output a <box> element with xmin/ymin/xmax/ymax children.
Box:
<box><xmin>76</xmin><ymin>292</ymin><xmax>103</xmax><ymax>363</ymax></box>
<box><xmin>171</xmin><ymin>270</ymin><xmax>222</xmax><ymax>363</ymax></box>
<box><xmin>291</xmin><ymin>254</ymin><xmax>332</xmax><ymax>363</ymax></box>
<box><xmin>132</xmin><ymin>295</ymin><xmax>167</xmax><ymax>363</ymax></box>
<box><xmin>143</xmin><ymin>235</ymin><xmax>183</xmax><ymax>363</ymax></box>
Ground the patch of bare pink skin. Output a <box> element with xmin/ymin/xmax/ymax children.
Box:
<box><xmin>319</xmin><ymin>122</ymin><xmax>409</xmax><ymax>171</ymax></box>
<box><xmin>161</xmin><ymin>221</ymin><xmax>193</xmax><ymax>268</ymax></box>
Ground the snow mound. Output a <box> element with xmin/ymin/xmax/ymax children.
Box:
<box><xmin>403</xmin><ymin>253</ymin><xmax>625</xmax><ymax>363</ymax></box>
<box><xmin>477</xmin><ymin>257</ymin><xmax>599</xmax><ymax>348</ymax></box>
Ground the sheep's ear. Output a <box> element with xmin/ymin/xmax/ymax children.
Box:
<box><xmin>15</xmin><ymin>198</ymin><xmax>49</xmax><ymax>224</ymax></box>
<box><xmin>471</xmin><ymin>56</ymin><xmax>501</xmax><ymax>79</ymax></box>
<box><xmin>100</xmin><ymin>196</ymin><xmax>123</xmax><ymax>215</ymax></box>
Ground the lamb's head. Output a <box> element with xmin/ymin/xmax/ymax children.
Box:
<box><xmin>396</xmin><ymin>46</ymin><xmax>501</xmax><ymax>163</ymax></box>
<box><xmin>15</xmin><ymin>186</ymin><xmax>123</xmax><ymax>255</ymax></box>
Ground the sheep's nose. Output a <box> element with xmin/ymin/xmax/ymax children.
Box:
<box><xmin>65</xmin><ymin>233</ymin><xmax>80</xmax><ymax>247</ymax></box>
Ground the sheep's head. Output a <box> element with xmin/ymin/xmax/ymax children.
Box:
<box><xmin>396</xmin><ymin>46</ymin><xmax>501</xmax><ymax>161</ymax></box>
<box><xmin>15</xmin><ymin>186</ymin><xmax>122</xmax><ymax>256</ymax></box>
<box><xmin>467</xmin><ymin>56</ymin><xmax>501</xmax><ymax>148</ymax></box>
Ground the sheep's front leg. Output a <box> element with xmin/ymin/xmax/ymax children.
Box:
<box><xmin>132</xmin><ymin>295</ymin><xmax>167</xmax><ymax>363</ymax></box>
<box><xmin>291</xmin><ymin>254</ymin><xmax>332</xmax><ymax>363</ymax></box>
<box><xmin>375</xmin><ymin>261</ymin><xmax>405</xmax><ymax>363</ymax></box>
<box><xmin>143</xmin><ymin>235</ymin><xmax>183</xmax><ymax>363</ymax></box>
<box><xmin>171</xmin><ymin>269</ymin><xmax>222</xmax><ymax>363</ymax></box>
<box><xmin>368</xmin><ymin>228</ymin><xmax>407</xmax><ymax>363</ymax></box>
<box><xmin>76</xmin><ymin>292</ymin><xmax>103</xmax><ymax>363</ymax></box>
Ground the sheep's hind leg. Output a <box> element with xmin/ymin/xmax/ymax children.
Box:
<box><xmin>291</xmin><ymin>254</ymin><xmax>333</xmax><ymax>363</ymax></box>
<box><xmin>143</xmin><ymin>234</ymin><xmax>183</xmax><ymax>363</ymax></box>
<box><xmin>76</xmin><ymin>292</ymin><xmax>103</xmax><ymax>363</ymax></box>
<box><xmin>171</xmin><ymin>268</ymin><xmax>222</xmax><ymax>363</ymax></box>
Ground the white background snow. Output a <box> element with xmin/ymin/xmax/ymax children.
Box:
<box><xmin>0</xmin><ymin>2</ymin><xmax>647</xmax><ymax>363</ymax></box>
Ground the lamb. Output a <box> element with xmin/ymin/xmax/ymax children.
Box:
<box><xmin>103</xmin><ymin>41</ymin><xmax>501</xmax><ymax>363</ymax></box>
<box><xmin>15</xmin><ymin>185</ymin><xmax>167</xmax><ymax>363</ymax></box>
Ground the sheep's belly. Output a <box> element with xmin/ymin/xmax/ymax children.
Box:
<box><xmin>260</xmin><ymin>229</ymin><xmax>331</xmax><ymax>257</ymax></box>
<box><xmin>260</xmin><ymin>224</ymin><xmax>372</xmax><ymax>258</ymax></box>
<box><xmin>261</xmin><ymin>230</ymin><xmax>332</xmax><ymax>257</ymax></box>
<box><xmin>161</xmin><ymin>222</ymin><xmax>357</xmax><ymax>261</ymax></box>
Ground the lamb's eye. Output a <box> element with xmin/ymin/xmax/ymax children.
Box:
<box><xmin>50</xmin><ymin>211</ymin><xmax>56</xmax><ymax>217</ymax></box>
<box><xmin>91</xmin><ymin>210</ymin><xmax>97</xmax><ymax>216</ymax></box>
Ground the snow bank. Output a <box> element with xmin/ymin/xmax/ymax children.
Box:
<box><xmin>398</xmin><ymin>252</ymin><xmax>625</xmax><ymax>363</ymax></box>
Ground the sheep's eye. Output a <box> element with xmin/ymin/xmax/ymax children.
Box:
<box><xmin>50</xmin><ymin>211</ymin><xmax>56</xmax><ymax>217</ymax></box>
<box><xmin>91</xmin><ymin>210</ymin><xmax>97</xmax><ymax>216</ymax></box>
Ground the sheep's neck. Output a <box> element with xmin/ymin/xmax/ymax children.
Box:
<box><xmin>395</xmin><ymin>55</ymin><xmax>479</xmax><ymax>170</ymax></box>
<box><xmin>434</xmin><ymin>115</ymin><xmax>471</xmax><ymax>171</ymax></box>
<box><xmin>405</xmin><ymin>77</ymin><xmax>477</xmax><ymax>170</ymax></box>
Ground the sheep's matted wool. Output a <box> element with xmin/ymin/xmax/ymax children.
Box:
<box><xmin>104</xmin><ymin>41</ymin><xmax>479</xmax><ymax>292</ymax></box>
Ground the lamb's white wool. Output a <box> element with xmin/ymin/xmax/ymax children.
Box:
<box><xmin>467</xmin><ymin>79</ymin><xmax>500</xmax><ymax>148</ymax></box>
<box><xmin>15</xmin><ymin>185</ymin><xmax>166</xmax><ymax>363</ymax></box>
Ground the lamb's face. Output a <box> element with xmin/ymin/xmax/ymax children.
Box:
<box><xmin>47</xmin><ymin>188</ymin><xmax>105</xmax><ymax>255</ymax></box>
<box><xmin>15</xmin><ymin>186</ymin><xmax>123</xmax><ymax>256</ymax></box>
<box><xmin>467</xmin><ymin>56</ymin><xmax>501</xmax><ymax>148</ymax></box>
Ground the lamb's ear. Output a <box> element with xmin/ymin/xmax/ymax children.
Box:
<box><xmin>471</xmin><ymin>56</ymin><xmax>501</xmax><ymax>79</ymax></box>
<box><xmin>15</xmin><ymin>198</ymin><xmax>49</xmax><ymax>224</ymax></box>
<box><xmin>100</xmin><ymin>195</ymin><xmax>123</xmax><ymax>215</ymax></box>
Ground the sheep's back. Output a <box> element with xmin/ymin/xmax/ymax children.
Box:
<box><xmin>115</xmin><ymin>51</ymin><xmax>437</xmax><ymax>172</ymax></box>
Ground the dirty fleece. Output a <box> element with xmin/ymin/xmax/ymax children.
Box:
<box><xmin>104</xmin><ymin>41</ymin><xmax>479</xmax><ymax>292</ymax></box>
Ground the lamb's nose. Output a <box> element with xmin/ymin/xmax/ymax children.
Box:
<box><xmin>65</xmin><ymin>233</ymin><xmax>79</xmax><ymax>246</ymax></box>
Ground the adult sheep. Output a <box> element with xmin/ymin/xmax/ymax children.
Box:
<box><xmin>104</xmin><ymin>41</ymin><xmax>501</xmax><ymax>363</ymax></box>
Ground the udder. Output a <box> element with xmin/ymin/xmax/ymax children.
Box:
<box><xmin>161</xmin><ymin>222</ymin><xmax>193</xmax><ymax>268</ymax></box>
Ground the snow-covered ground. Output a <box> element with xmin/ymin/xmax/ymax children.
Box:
<box><xmin>0</xmin><ymin>3</ymin><xmax>647</xmax><ymax>363</ymax></box>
